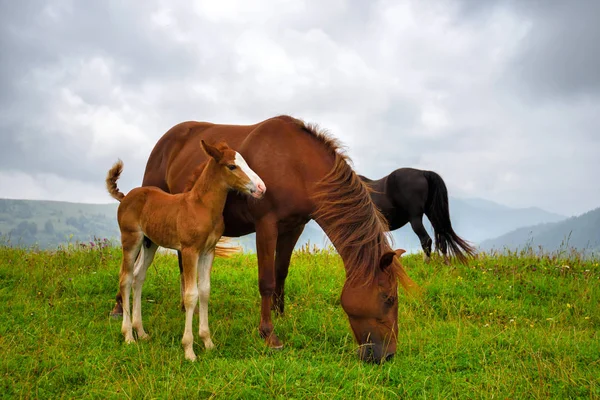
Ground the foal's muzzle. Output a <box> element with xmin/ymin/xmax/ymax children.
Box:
<box><xmin>249</xmin><ymin>181</ymin><xmax>266</xmax><ymax>199</ymax></box>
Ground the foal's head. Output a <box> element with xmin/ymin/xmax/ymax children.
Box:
<box><xmin>200</xmin><ymin>140</ymin><xmax>266</xmax><ymax>199</ymax></box>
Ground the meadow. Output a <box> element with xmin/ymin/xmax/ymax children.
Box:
<box><xmin>0</xmin><ymin>240</ymin><xmax>598</xmax><ymax>399</ymax></box>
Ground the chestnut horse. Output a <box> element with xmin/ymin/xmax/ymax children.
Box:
<box><xmin>359</xmin><ymin>168</ymin><xmax>476</xmax><ymax>264</ymax></box>
<box><xmin>107</xmin><ymin>140</ymin><xmax>266</xmax><ymax>361</ymax></box>
<box><xmin>111</xmin><ymin>115</ymin><xmax>417</xmax><ymax>363</ymax></box>
<box><xmin>271</xmin><ymin>169</ymin><xmax>475</xmax><ymax>317</ymax></box>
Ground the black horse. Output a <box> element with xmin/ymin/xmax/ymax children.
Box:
<box><xmin>359</xmin><ymin>168</ymin><xmax>475</xmax><ymax>264</ymax></box>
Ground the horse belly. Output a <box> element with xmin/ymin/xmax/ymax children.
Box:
<box><xmin>222</xmin><ymin>193</ymin><xmax>256</xmax><ymax>237</ymax></box>
<box><xmin>141</xmin><ymin>220</ymin><xmax>181</xmax><ymax>251</ymax></box>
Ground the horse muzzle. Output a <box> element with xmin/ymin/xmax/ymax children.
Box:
<box><xmin>357</xmin><ymin>343</ymin><xmax>395</xmax><ymax>364</ymax></box>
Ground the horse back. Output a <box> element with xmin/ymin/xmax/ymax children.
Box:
<box><xmin>141</xmin><ymin>121</ymin><xmax>218</xmax><ymax>191</ymax></box>
<box><xmin>388</xmin><ymin>168</ymin><xmax>429</xmax><ymax>213</ymax></box>
<box><xmin>140</xmin><ymin>116</ymin><xmax>331</xmax><ymax>236</ymax></box>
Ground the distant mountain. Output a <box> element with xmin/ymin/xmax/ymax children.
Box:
<box><xmin>0</xmin><ymin>197</ymin><xmax>568</xmax><ymax>252</ymax></box>
<box><xmin>480</xmin><ymin>207</ymin><xmax>600</xmax><ymax>255</ymax></box>
<box><xmin>230</xmin><ymin>197</ymin><xmax>567</xmax><ymax>253</ymax></box>
<box><xmin>446</xmin><ymin>198</ymin><xmax>566</xmax><ymax>246</ymax></box>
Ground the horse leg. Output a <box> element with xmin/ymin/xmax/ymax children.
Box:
<box><xmin>131</xmin><ymin>240</ymin><xmax>158</xmax><ymax>340</ymax></box>
<box><xmin>177</xmin><ymin>250</ymin><xmax>186</xmax><ymax>312</ymax></box>
<box><xmin>181</xmin><ymin>248</ymin><xmax>200</xmax><ymax>361</ymax></box>
<box><xmin>438</xmin><ymin>239</ymin><xmax>451</xmax><ymax>265</ymax></box>
<box><xmin>119</xmin><ymin>231</ymin><xmax>144</xmax><ymax>344</ymax></box>
<box><xmin>273</xmin><ymin>225</ymin><xmax>305</xmax><ymax>315</ymax></box>
<box><xmin>111</xmin><ymin>248</ymin><xmax>143</xmax><ymax>318</ymax></box>
<box><xmin>409</xmin><ymin>216</ymin><xmax>433</xmax><ymax>264</ymax></box>
<box><xmin>255</xmin><ymin>216</ymin><xmax>283</xmax><ymax>349</ymax></box>
<box><xmin>198</xmin><ymin>250</ymin><xmax>215</xmax><ymax>350</ymax></box>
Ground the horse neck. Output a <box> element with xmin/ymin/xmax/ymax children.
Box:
<box><xmin>188</xmin><ymin>160</ymin><xmax>229</xmax><ymax>216</ymax></box>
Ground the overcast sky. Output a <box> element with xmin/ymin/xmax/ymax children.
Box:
<box><xmin>1</xmin><ymin>0</ymin><xmax>599</xmax><ymax>216</ymax></box>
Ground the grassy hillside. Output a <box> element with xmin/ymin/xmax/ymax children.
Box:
<box><xmin>0</xmin><ymin>197</ymin><xmax>566</xmax><ymax>252</ymax></box>
<box><xmin>481</xmin><ymin>207</ymin><xmax>600</xmax><ymax>256</ymax></box>
<box><xmin>0</xmin><ymin>199</ymin><xmax>119</xmax><ymax>248</ymax></box>
<box><xmin>0</xmin><ymin>244</ymin><xmax>598</xmax><ymax>398</ymax></box>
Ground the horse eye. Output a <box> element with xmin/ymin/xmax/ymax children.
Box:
<box><xmin>384</xmin><ymin>295</ymin><xmax>396</xmax><ymax>306</ymax></box>
<box><xmin>228</xmin><ymin>165</ymin><xmax>237</xmax><ymax>170</ymax></box>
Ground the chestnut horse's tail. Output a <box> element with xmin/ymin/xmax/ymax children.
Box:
<box><xmin>106</xmin><ymin>159</ymin><xmax>126</xmax><ymax>202</ymax></box>
<box><xmin>214</xmin><ymin>237</ymin><xmax>243</xmax><ymax>258</ymax></box>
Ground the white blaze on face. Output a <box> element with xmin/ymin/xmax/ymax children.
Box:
<box><xmin>234</xmin><ymin>152</ymin><xmax>266</xmax><ymax>197</ymax></box>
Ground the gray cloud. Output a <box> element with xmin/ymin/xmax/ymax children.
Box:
<box><xmin>0</xmin><ymin>0</ymin><xmax>599</xmax><ymax>216</ymax></box>
<box><xmin>505</xmin><ymin>0</ymin><xmax>600</xmax><ymax>99</ymax></box>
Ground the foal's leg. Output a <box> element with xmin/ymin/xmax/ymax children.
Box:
<box><xmin>180</xmin><ymin>248</ymin><xmax>200</xmax><ymax>361</ymax></box>
<box><xmin>131</xmin><ymin>241</ymin><xmax>158</xmax><ymax>340</ymax></box>
<box><xmin>119</xmin><ymin>232</ymin><xmax>144</xmax><ymax>343</ymax></box>
<box><xmin>177</xmin><ymin>250</ymin><xmax>186</xmax><ymax>312</ymax></box>
<box><xmin>273</xmin><ymin>225</ymin><xmax>305</xmax><ymax>315</ymax></box>
<box><xmin>198</xmin><ymin>250</ymin><xmax>215</xmax><ymax>349</ymax></box>
<box><xmin>409</xmin><ymin>216</ymin><xmax>433</xmax><ymax>263</ymax></box>
<box><xmin>111</xmin><ymin>249</ymin><xmax>143</xmax><ymax>318</ymax></box>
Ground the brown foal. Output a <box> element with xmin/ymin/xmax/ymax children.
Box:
<box><xmin>106</xmin><ymin>140</ymin><xmax>266</xmax><ymax>361</ymax></box>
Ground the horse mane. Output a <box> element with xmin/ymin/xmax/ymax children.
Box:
<box><xmin>184</xmin><ymin>160</ymin><xmax>209</xmax><ymax>192</ymax></box>
<box><xmin>183</xmin><ymin>141</ymin><xmax>232</xmax><ymax>192</ymax></box>
<box><xmin>279</xmin><ymin>116</ymin><xmax>415</xmax><ymax>291</ymax></box>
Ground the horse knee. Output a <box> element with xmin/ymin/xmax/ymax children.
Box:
<box><xmin>259</xmin><ymin>279</ymin><xmax>275</xmax><ymax>297</ymax></box>
<box><xmin>119</xmin><ymin>276</ymin><xmax>132</xmax><ymax>292</ymax></box>
<box><xmin>183</xmin><ymin>290</ymin><xmax>198</xmax><ymax>308</ymax></box>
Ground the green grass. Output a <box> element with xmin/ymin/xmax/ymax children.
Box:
<box><xmin>1</xmin><ymin>242</ymin><xmax>599</xmax><ymax>399</ymax></box>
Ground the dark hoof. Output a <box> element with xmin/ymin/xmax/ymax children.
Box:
<box><xmin>265</xmin><ymin>333</ymin><xmax>284</xmax><ymax>350</ymax></box>
<box><xmin>110</xmin><ymin>303</ymin><xmax>123</xmax><ymax>319</ymax></box>
<box><xmin>110</xmin><ymin>312</ymin><xmax>123</xmax><ymax>319</ymax></box>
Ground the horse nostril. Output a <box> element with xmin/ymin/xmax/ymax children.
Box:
<box><xmin>358</xmin><ymin>344</ymin><xmax>376</xmax><ymax>363</ymax></box>
<box><xmin>385</xmin><ymin>353</ymin><xmax>395</xmax><ymax>362</ymax></box>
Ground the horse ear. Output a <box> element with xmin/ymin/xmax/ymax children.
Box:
<box><xmin>379</xmin><ymin>251</ymin><xmax>396</xmax><ymax>270</ymax></box>
<box><xmin>200</xmin><ymin>140</ymin><xmax>223</xmax><ymax>162</ymax></box>
<box><xmin>380</xmin><ymin>248</ymin><xmax>406</xmax><ymax>270</ymax></box>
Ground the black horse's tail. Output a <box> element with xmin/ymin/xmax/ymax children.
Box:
<box><xmin>423</xmin><ymin>170</ymin><xmax>476</xmax><ymax>264</ymax></box>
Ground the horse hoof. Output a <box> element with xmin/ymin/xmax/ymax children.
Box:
<box><xmin>204</xmin><ymin>340</ymin><xmax>215</xmax><ymax>350</ymax></box>
<box><xmin>111</xmin><ymin>303</ymin><xmax>124</xmax><ymax>318</ymax></box>
<box><xmin>110</xmin><ymin>312</ymin><xmax>123</xmax><ymax>319</ymax></box>
<box><xmin>265</xmin><ymin>334</ymin><xmax>284</xmax><ymax>350</ymax></box>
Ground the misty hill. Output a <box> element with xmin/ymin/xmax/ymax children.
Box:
<box><xmin>228</xmin><ymin>197</ymin><xmax>566</xmax><ymax>253</ymax></box>
<box><xmin>447</xmin><ymin>198</ymin><xmax>565</xmax><ymax>243</ymax></box>
<box><xmin>480</xmin><ymin>207</ymin><xmax>600</xmax><ymax>255</ymax></box>
<box><xmin>0</xmin><ymin>197</ymin><xmax>566</xmax><ymax>252</ymax></box>
<box><xmin>0</xmin><ymin>199</ymin><xmax>119</xmax><ymax>248</ymax></box>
